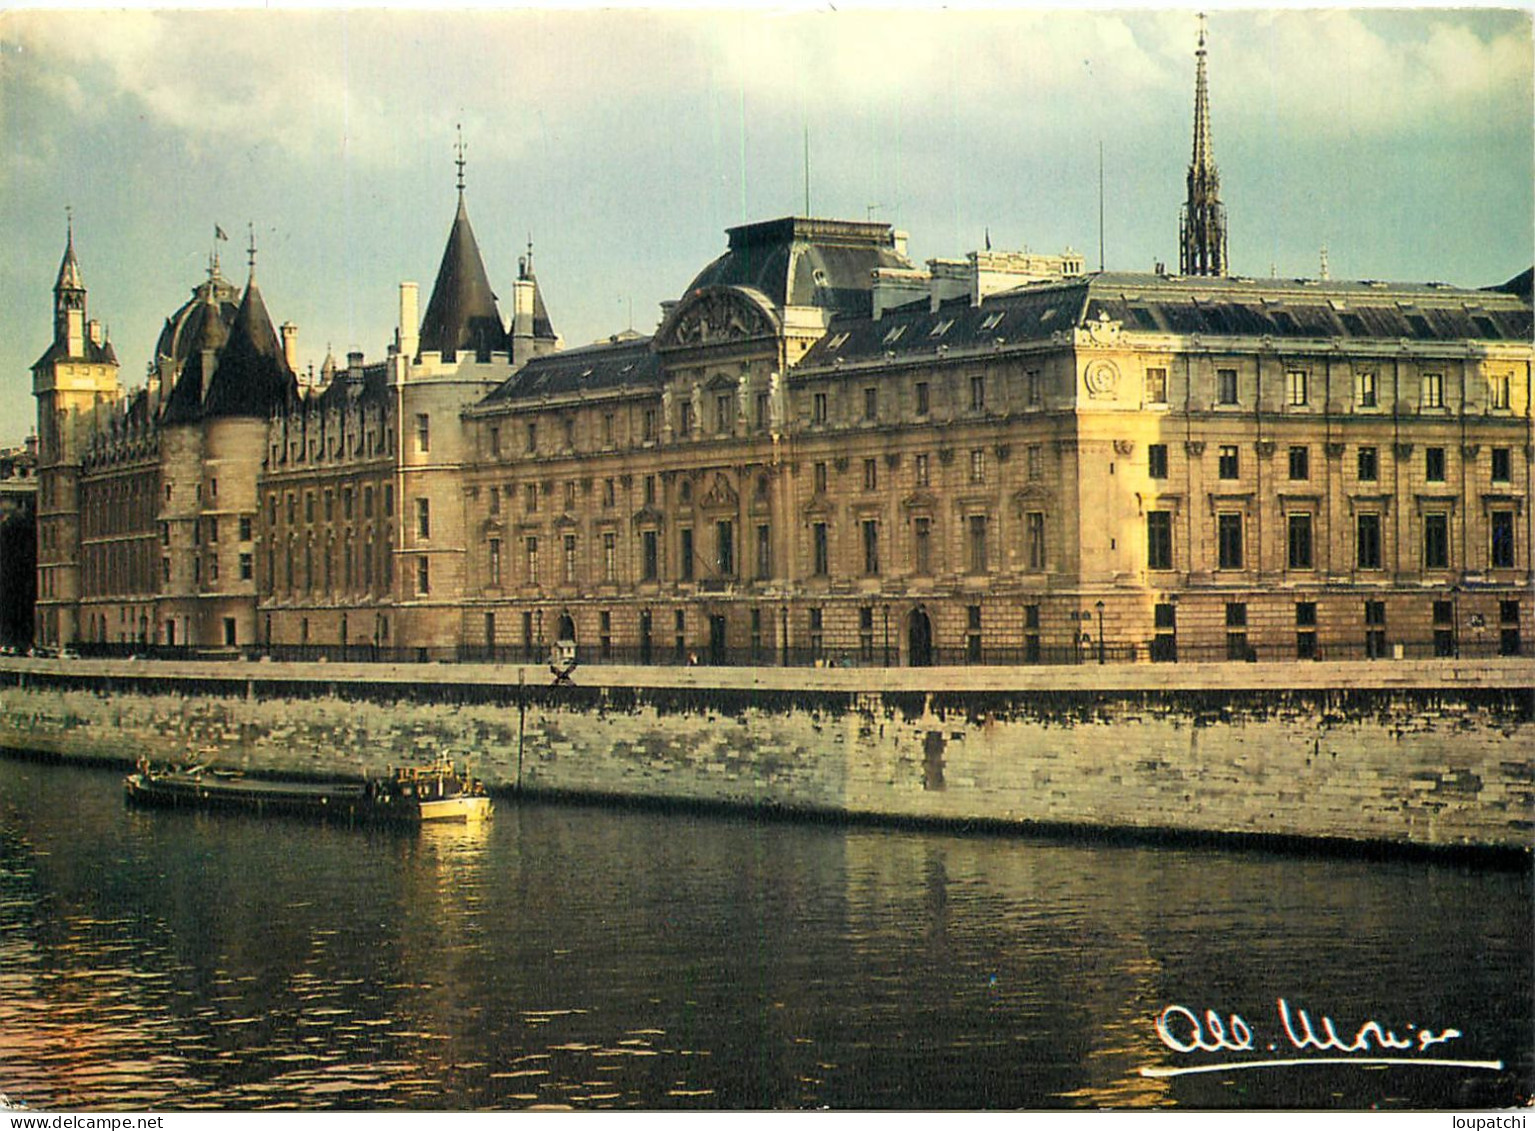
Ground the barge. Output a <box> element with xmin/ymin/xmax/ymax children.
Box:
<box><xmin>124</xmin><ymin>755</ymin><xmax>492</xmax><ymax>824</ymax></box>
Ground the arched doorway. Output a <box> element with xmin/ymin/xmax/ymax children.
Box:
<box><xmin>556</xmin><ymin>612</ymin><xmax>576</xmax><ymax>643</ymax></box>
<box><xmin>908</xmin><ymin>606</ymin><xmax>933</xmax><ymax>667</ymax></box>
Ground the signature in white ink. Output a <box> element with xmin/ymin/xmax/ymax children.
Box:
<box><xmin>1277</xmin><ymin>998</ymin><xmax>1461</xmax><ymax>1054</ymax></box>
<box><xmin>1142</xmin><ymin>999</ymin><xmax>1495</xmax><ymax>1076</ymax></box>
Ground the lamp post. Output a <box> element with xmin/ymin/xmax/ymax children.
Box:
<box><xmin>1096</xmin><ymin>600</ymin><xmax>1105</xmax><ymax>664</ymax></box>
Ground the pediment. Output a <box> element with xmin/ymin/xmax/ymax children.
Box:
<box><xmin>901</xmin><ymin>491</ymin><xmax>939</xmax><ymax>513</ymax></box>
<box><xmin>658</xmin><ymin>286</ymin><xmax>779</xmax><ymax>350</ymax></box>
<box><xmin>699</xmin><ymin>472</ymin><xmax>740</xmax><ymax>511</ymax></box>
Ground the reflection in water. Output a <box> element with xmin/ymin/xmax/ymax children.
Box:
<box><xmin>0</xmin><ymin>758</ymin><xmax>1529</xmax><ymax>1110</ymax></box>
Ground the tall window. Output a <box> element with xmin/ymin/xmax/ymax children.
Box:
<box><xmin>812</xmin><ymin>523</ymin><xmax>829</xmax><ymax>576</ymax></box>
<box><xmin>1217</xmin><ymin>368</ymin><xmax>1238</xmax><ymax>405</ymax></box>
<box><xmin>488</xmin><ymin>538</ymin><xmax>501</xmax><ymax>587</ymax></box>
<box><xmin>1026</xmin><ymin>512</ymin><xmax>1046</xmax><ymax>571</ymax></box>
<box><xmin>680</xmin><ymin>528</ymin><xmax>694</xmax><ymax>581</ymax></box>
<box><xmin>416</xmin><ymin>414</ymin><xmax>430</xmax><ymax>452</ymax></box>
<box><xmin>525</xmin><ymin>483</ymin><xmax>539</xmax><ymax>513</ymax></box>
<box><xmin>642</xmin><ymin>530</ymin><xmax>659</xmax><ymax>581</ymax></box>
<box><xmin>863</xmin><ymin>458</ymin><xmax>878</xmax><ymax>491</ymax></box>
<box><xmin>1027</xmin><ymin>369</ymin><xmax>1042</xmax><ymax>407</ymax></box>
<box><xmin>1356</xmin><ymin>370</ymin><xmax>1378</xmax><ymax>408</ymax></box>
<box><xmin>489</xmin><ymin>426</ymin><xmax>501</xmax><ymax>457</ymax></box>
<box><xmin>814</xmin><ymin>462</ymin><xmax>828</xmax><ymax>494</ymax></box>
<box><xmin>1491</xmin><ymin>512</ymin><xmax>1516</xmax><ymax>568</ymax></box>
<box><xmin>1144</xmin><ymin>367</ymin><xmax>1167</xmax><ymax>404</ymax></box>
<box><xmin>526</xmin><ymin>421</ymin><xmax>537</xmax><ymax>453</ymax></box>
<box><xmin>1148</xmin><ymin>443</ymin><xmax>1168</xmax><ymax>480</ymax></box>
<box><xmin>969</xmin><ymin>375</ymin><xmax>986</xmax><ymax>412</ymax></box>
<box><xmin>416</xmin><ymin>556</ymin><xmax>430</xmax><ymax>594</ymax></box>
<box><xmin>563</xmin><ymin>534</ymin><xmax>578</xmax><ymax>583</ymax></box>
<box><xmin>1365</xmin><ymin>600</ymin><xmax>1387</xmax><ymax>659</ymax></box>
<box><xmin>416</xmin><ymin>498</ymin><xmax>430</xmax><ymax>539</ymax></box>
<box><xmin>1492</xmin><ymin>447</ymin><xmax>1512</xmax><ymax>483</ymax></box>
<box><xmin>642</xmin><ymin>410</ymin><xmax>656</xmax><ymax>442</ymax></box>
<box><xmin>1288</xmin><ymin>513</ymin><xmax>1313</xmax><ymax>570</ymax></box>
<box><xmin>1423</xmin><ymin>513</ymin><xmax>1451</xmax><ymax>568</ymax></box>
<box><xmin>679</xmin><ymin>400</ymin><xmax>693</xmax><ymax>435</ymax></box>
<box><xmin>813</xmin><ymin>392</ymin><xmax>828</xmax><ymax>425</ymax></box>
<box><xmin>756</xmin><ymin>523</ymin><xmax>771</xmax><ymax>579</ymax></box>
<box><xmin>1225</xmin><ymin>602</ymin><xmax>1249</xmax><ymax>661</ymax></box>
<box><xmin>716</xmin><ymin>393</ymin><xmax>733</xmax><ymax>434</ymax></box>
<box><xmin>1357</xmin><ymin>513</ymin><xmax>1382</xmax><ymax>569</ymax></box>
<box><xmin>1358</xmin><ymin>447</ymin><xmax>1379</xmax><ymax>482</ymax></box>
<box><xmin>603</xmin><ymin>532</ymin><xmax>617</xmax><ymax>583</ymax></box>
<box><xmin>864</xmin><ymin>386</ymin><xmax>878</xmax><ymax>420</ymax></box>
<box><xmin>914</xmin><ymin>453</ymin><xmax>930</xmax><ymax>487</ymax></box>
<box><xmin>1295</xmin><ymin>602</ymin><xmax>1318</xmax><ymax>660</ymax></box>
<box><xmin>1147</xmin><ymin>511</ymin><xmax>1173</xmax><ymax>570</ymax></box>
<box><xmin>1288</xmin><ymin>446</ymin><xmax>1309</xmax><ymax>481</ymax></box>
<box><xmin>716</xmin><ymin>521</ymin><xmax>735</xmax><ymax>576</ymax></box>
<box><xmin>966</xmin><ymin>605</ymin><xmax>982</xmax><ymax>663</ymax></box>
<box><xmin>969</xmin><ymin>449</ymin><xmax>986</xmax><ymax>484</ymax></box>
<box><xmin>1489</xmin><ymin>372</ymin><xmax>1511</xmax><ymax>410</ymax></box>
<box><xmin>603</xmin><ymin>414</ymin><xmax>615</xmax><ymax>447</ymax></box>
<box><xmin>967</xmin><ymin>514</ymin><xmax>988</xmax><ymax>573</ymax></box>
<box><xmin>1421</xmin><ymin>372</ymin><xmax>1444</xmax><ymax>409</ymax></box>
<box><xmin>488</xmin><ymin>486</ymin><xmax>500</xmax><ymax>515</ymax></box>
<box><xmin>1218</xmin><ymin>445</ymin><xmax>1239</xmax><ymax>480</ymax></box>
<box><xmin>525</xmin><ymin>536</ymin><xmax>539</xmax><ymax>584</ymax></box>
<box><xmin>1217</xmin><ymin>513</ymin><xmax>1244</xmax><ymax>570</ymax></box>
<box><xmin>1286</xmin><ymin>369</ymin><xmax>1309</xmax><ymax>406</ymax></box>
<box><xmin>914</xmin><ymin>517</ymin><xmax>932</xmax><ymax>574</ymax></box>
<box><xmin>915</xmin><ymin>382</ymin><xmax>930</xmax><ymax>416</ymax></box>
<box><xmin>862</xmin><ymin>520</ymin><xmax>880</xmax><ymax>575</ymax></box>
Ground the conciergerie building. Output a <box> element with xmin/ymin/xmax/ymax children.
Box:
<box><xmin>30</xmin><ymin>29</ymin><xmax>1533</xmax><ymax>666</ymax></box>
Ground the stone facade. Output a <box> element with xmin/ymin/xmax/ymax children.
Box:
<box><xmin>1</xmin><ymin>657</ymin><xmax>1529</xmax><ymax>853</ymax></box>
<box><xmin>27</xmin><ymin>34</ymin><xmax>1535</xmax><ymax>667</ymax></box>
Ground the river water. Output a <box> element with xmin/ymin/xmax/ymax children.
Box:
<box><xmin>0</xmin><ymin>757</ymin><xmax>1528</xmax><ymax>1111</ymax></box>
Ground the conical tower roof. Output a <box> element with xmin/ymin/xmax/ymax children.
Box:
<box><xmin>201</xmin><ymin>274</ymin><xmax>297</xmax><ymax>419</ymax></box>
<box><xmin>55</xmin><ymin>225</ymin><xmax>84</xmax><ymax>294</ymax></box>
<box><xmin>418</xmin><ymin>194</ymin><xmax>507</xmax><ymax>362</ymax></box>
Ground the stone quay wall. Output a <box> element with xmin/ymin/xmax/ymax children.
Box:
<box><xmin>0</xmin><ymin>657</ymin><xmax>1530</xmax><ymax>855</ymax></box>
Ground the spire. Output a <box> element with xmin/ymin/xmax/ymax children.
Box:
<box><xmin>1179</xmin><ymin>13</ymin><xmax>1228</xmax><ymax>277</ymax></box>
<box><xmin>56</xmin><ymin>206</ymin><xmax>84</xmax><ymax>293</ymax></box>
<box><xmin>455</xmin><ymin>123</ymin><xmax>467</xmax><ymax>198</ymax></box>
<box><xmin>417</xmin><ymin>154</ymin><xmax>507</xmax><ymax>363</ymax></box>
<box><xmin>246</xmin><ymin>222</ymin><xmax>257</xmax><ymax>281</ymax></box>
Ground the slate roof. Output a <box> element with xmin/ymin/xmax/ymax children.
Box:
<box><xmin>481</xmin><ymin>336</ymin><xmax>660</xmax><ymax>406</ymax></box>
<box><xmin>799</xmin><ymin>272</ymin><xmax>1533</xmax><ymax>370</ymax></box>
<box><xmin>154</xmin><ymin>272</ymin><xmax>241</xmax><ymax>369</ymax></box>
<box><xmin>31</xmin><ymin>337</ymin><xmax>118</xmax><ymax>370</ymax></box>
<box><xmin>684</xmin><ymin>216</ymin><xmax>913</xmax><ymax>319</ymax></box>
<box><xmin>198</xmin><ymin>280</ymin><xmax>297</xmax><ymax>420</ymax></box>
<box><xmin>418</xmin><ymin>196</ymin><xmax>507</xmax><ymax>362</ymax></box>
<box><xmin>159</xmin><ymin>290</ymin><xmax>229</xmax><ymax>425</ymax></box>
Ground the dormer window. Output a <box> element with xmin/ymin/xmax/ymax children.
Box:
<box><xmin>882</xmin><ymin>324</ymin><xmax>907</xmax><ymax>345</ymax></box>
<box><xmin>929</xmin><ymin>319</ymin><xmax>955</xmax><ymax>338</ymax></box>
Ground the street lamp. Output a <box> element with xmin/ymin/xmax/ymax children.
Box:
<box><xmin>1096</xmin><ymin>600</ymin><xmax>1105</xmax><ymax>664</ymax></box>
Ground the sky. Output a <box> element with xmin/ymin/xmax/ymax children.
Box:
<box><xmin>0</xmin><ymin>5</ymin><xmax>1530</xmax><ymax>448</ymax></box>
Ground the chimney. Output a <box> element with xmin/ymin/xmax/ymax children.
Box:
<box><xmin>347</xmin><ymin>351</ymin><xmax>365</xmax><ymax>382</ymax></box>
<box><xmin>398</xmin><ymin>283</ymin><xmax>420</xmax><ymax>359</ymax></box>
<box><xmin>280</xmin><ymin>323</ymin><xmax>299</xmax><ymax>372</ymax></box>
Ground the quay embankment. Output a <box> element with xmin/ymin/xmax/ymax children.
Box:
<box><xmin>0</xmin><ymin>656</ymin><xmax>1530</xmax><ymax>859</ymax></box>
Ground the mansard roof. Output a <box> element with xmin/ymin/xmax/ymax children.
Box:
<box><xmin>418</xmin><ymin>195</ymin><xmax>507</xmax><ymax>361</ymax></box>
<box><xmin>684</xmin><ymin>216</ymin><xmax>914</xmax><ymax>319</ymax></box>
<box><xmin>479</xmin><ymin>335</ymin><xmax>659</xmax><ymax>407</ymax></box>
<box><xmin>799</xmin><ymin>271</ymin><xmax>1533</xmax><ymax>370</ymax></box>
<box><xmin>199</xmin><ymin>279</ymin><xmax>297</xmax><ymax>420</ymax></box>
